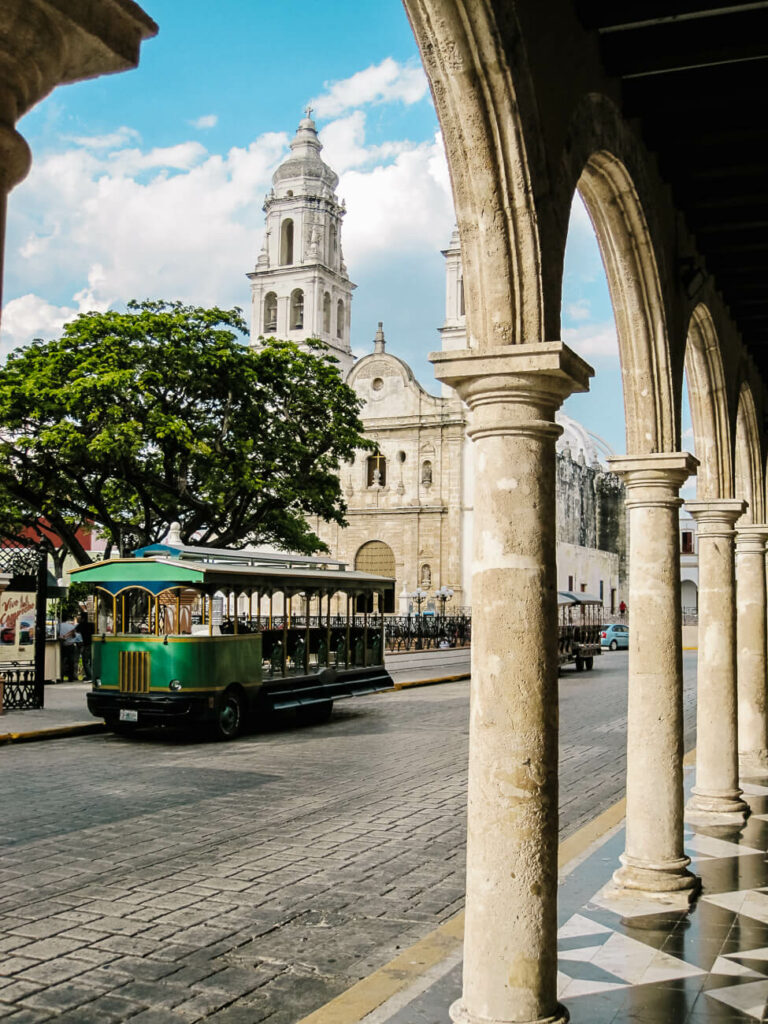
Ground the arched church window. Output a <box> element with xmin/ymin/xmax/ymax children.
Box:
<box><xmin>290</xmin><ymin>289</ymin><xmax>304</xmax><ymax>330</ymax></box>
<box><xmin>323</xmin><ymin>292</ymin><xmax>331</xmax><ymax>334</ymax></box>
<box><xmin>421</xmin><ymin>460</ymin><xmax>433</xmax><ymax>486</ymax></box>
<box><xmin>459</xmin><ymin>276</ymin><xmax>465</xmax><ymax>316</ymax></box>
<box><xmin>280</xmin><ymin>219</ymin><xmax>294</xmax><ymax>265</ymax></box>
<box><xmin>355</xmin><ymin>540</ymin><xmax>396</xmax><ymax>613</ymax></box>
<box><xmin>367</xmin><ymin>454</ymin><xmax>386</xmax><ymax>488</ymax></box>
<box><xmin>336</xmin><ymin>299</ymin><xmax>344</xmax><ymax>339</ymax></box>
<box><xmin>263</xmin><ymin>292</ymin><xmax>277</xmax><ymax>333</ymax></box>
<box><xmin>329</xmin><ymin>224</ymin><xmax>337</xmax><ymax>267</ymax></box>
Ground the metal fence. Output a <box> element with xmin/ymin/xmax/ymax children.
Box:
<box><xmin>0</xmin><ymin>538</ymin><xmax>47</xmax><ymax>710</ymax></box>
<box><xmin>221</xmin><ymin>613</ymin><xmax>473</xmax><ymax>653</ymax></box>
<box><xmin>384</xmin><ymin>615</ymin><xmax>472</xmax><ymax>653</ymax></box>
<box><xmin>0</xmin><ymin>664</ymin><xmax>42</xmax><ymax>710</ymax></box>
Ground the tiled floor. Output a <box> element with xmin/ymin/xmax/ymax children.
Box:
<box><xmin>369</xmin><ymin>770</ymin><xmax>768</xmax><ymax>1023</ymax></box>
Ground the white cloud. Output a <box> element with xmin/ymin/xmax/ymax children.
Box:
<box><xmin>320</xmin><ymin>112</ymin><xmax>412</xmax><ymax>174</ymax></box>
<box><xmin>3</xmin><ymin>130</ymin><xmax>290</xmax><ymax>339</ymax></box>
<box><xmin>66</xmin><ymin>126</ymin><xmax>141</xmax><ymax>149</ymax></box>
<box><xmin>190</xmin><ymin>114</ymin><xmax>218</xmax><ymax>130</ymax></box>
<box><xmin>0</xmin><ymin>293</ymin><xmax>76</xmax><ymax>356</ymax></box>
<box><xmin>336</xmin><ymin>130</ymin><xmax>453</xmax><ymax>267</ymax></box>
<box><xmin>310</xmin><ymin>58</ymin><xmax>428</xmax><ymax>119</ymax></box>
<box><xmin>2</xmin><ymin>86</ymin><xmax>454</xmax><ymax>356</ymax></box>
<box><xmin>566</xmin><ymin>299</ymin><xmax>591</xmax><ymax>322</ymax></box>
<box><xmin>563</xmin><ymin>321</ymin><xmax>619</xmax><ymax>361</ymax></box>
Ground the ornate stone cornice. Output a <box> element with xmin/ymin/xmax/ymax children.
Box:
<box><xmin>430</xmin><ymin>343</ymin><xmax>593</xmax><ymax>442</ymax></box>
<box><xmin>608</xmin><ymin>452</ymin><xmax>698</xmax><ymax>510</ymax></box>
<box><xmin>735</xmin><ymin>523</ymin><xmax>768</xmax><ymax>552</ymax></box>
<box><xmin>685</xmin><ymin>499</ymin><xmax>746</xmax><ymax>538</ymax></box>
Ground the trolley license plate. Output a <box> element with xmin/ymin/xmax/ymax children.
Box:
<box><xmin>119</xmin><ymin>709</ymin><xmax>138</xmax><ymax>722</ymax></box>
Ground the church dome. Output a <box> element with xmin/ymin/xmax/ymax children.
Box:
<box><xmin>555</xmin><ymin>410</ymin><xmax>615</xmax><ymax>467</ymax></box>
<box><xmin>272</xmin><ymin>114</ymin><xmax>339</xmax><ymax>192</ymax></box>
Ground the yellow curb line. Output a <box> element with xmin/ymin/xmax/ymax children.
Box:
<box><xmin>297</xmin><ymin>745</ymin><xmax>698</xmax><ymax>1024</ymax></box>
<box><xmin>0</xmin><ymin>677</ymin><xmax>469</xmax><ymax>746</ymax></box>
<box><xmin>0</xmin><ymin>721</ymin><xmax>107</xmax><ymax>746</ymax></box>
<box><xmin>389</xmin><ymin>674</ymin><xmax>470</xmax><ymax>691</ymax></box>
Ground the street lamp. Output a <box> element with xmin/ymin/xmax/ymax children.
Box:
<box><xmin>409</xmin><ymin>587</ymin><xmax>429</xmax><ymax>649</ymax></box>
<box><xmin>435</xmin><ymin>585</ymin><xmax>454</xmax><ymax>641</ymax></box>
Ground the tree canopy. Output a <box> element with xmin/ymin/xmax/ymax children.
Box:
<box><xmin>0</xmin><ymin>300</ymin><xmax>372</xmax><ymax>563</ymax></box>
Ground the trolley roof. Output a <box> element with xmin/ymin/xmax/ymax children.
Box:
<box><xmin>133</xmin><ymin>539</ymin><xmax>348</xmax><ymax>570</ymax></box>
<box><xmin>557</xmin><ymin>591</ymin><xmax>603</xmax><ymax>605</ymax></box>
<box><xmin>69</xmin><ymin>556</ymin><xmax>394</xmax><ymax>598</ymax></box>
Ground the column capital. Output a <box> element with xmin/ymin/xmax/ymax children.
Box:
<box><xmin>685</xmin><ymin>499</ymin><xmax>746</xmax><ymax>535</ymax></box>
<box><xmin>607</xmin><ymin>452</ymin><xmax>698</xmax><ymax>509</ymax></box>
<box><xmin>0</xmin><ymin>122</ymin><xmax>31</xmax><ymax>191</ymax></box>
<box><xmin>735</xmin><ymin>524</ymin><xmax>768</xmax><ymax>551</ymax></box>
<box><xmin>429</xmin><ymin>343</ymin><xmax>594</xmax><ymax>442</ymax></box>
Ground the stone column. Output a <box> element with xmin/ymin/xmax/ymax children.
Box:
<box><xmin>608</xmin><ymin>454</ymin><xmax>699</xmax><ymax>895</ymax></box>
<box><xmin>736</xmin><ymin>525</ymin><xmax>768</xmax><ymax>777</ymax></box>
<box><xmin>0</xmin><ymin>121</ymin><xmax>31</xmax><ymax>310</ymax></box>
<box><xmin>684</xmin><ymin>501</ymin><xmax>748</xmax><ymax>823</ymax></box>
<box><xmin>433</xmin><ymin>343</ymin><xmax>593</xmax><ymax>1024</ymax></box>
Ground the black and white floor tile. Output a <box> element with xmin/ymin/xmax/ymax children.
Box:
<box><xmin>557</xmin><ymin>775</ymin><xmax>768</xmax><ymax>1022</ymax></box>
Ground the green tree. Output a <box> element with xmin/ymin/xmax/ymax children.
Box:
<box><xmin>0</xmin><ymin>300</ymin><xmax>372</xmax><ymax>563</ymax></box>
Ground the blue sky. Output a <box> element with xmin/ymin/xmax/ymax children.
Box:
<box><xmin>1</xmin><ymin>0</ymin><xmax>658</xmax><ymax>462</ymax></box>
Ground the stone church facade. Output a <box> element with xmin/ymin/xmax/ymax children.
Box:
<box><xmin>249</xmin><ymin>115</ymin><xmax>626</xmax><ymax>615</ymax></box>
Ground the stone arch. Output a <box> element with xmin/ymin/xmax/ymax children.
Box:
<box><xmin>683</xmin><ymin>304</ymin><xmax>732</xmax><ymax>500</ymax></box>
<box><xmin>403</xmin><ymin>0</ymin><xmax>545</xmax><ymax>347</ymax></box>
<box><xmin>575</xmin><ymin>149</ymin><xmax>675</xmax><ymax>454</ymax></box>
<box><xmin>280</xmin><ymin>218</ymin><xmax>294</xmax><ymax>265</ymax></box>
<box><xmin>263</xmin><ymin>291</ymin><xmax>277</xmax><ymax>334</ymax></box>
<box><xmin>336</xmin><ymin>299</ymin><xmax>344</xmax><ymax>340</ymax></box>
<box><xmin>735</xmin><ymin>380</ymin><xmax>764</xmax><ymax>523</ymax></box>
<box><xmin>355</xmin><ymin>540</ymin><xmax>396</xmax><ymax>578</ymax></box>
<box><xmin>289</xmin><ymin>288</ymin><xmax>303</xmax><ymax>331</ymax></box>
<box><xmin>355</xmin><ymin>540</ymin><xmax>396</xmax><ymax>613</ymax></box>
<box><xmin>322</xmin><ymin>291</ymin><xmax>331</xmax><ymax>334</ymax></box>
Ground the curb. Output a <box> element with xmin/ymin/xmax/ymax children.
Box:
<box><xmin>0</xmin><ymin>676</ymin><xmax>471</xmax><ymax>745</ymax></box>
<box><xmin>0</xmin><ymin>721</ymin><xmax>107</xmax><ymax>746</ymax></box>
<box><xmin>389</xmin><ymin>673</ymin><xmax>470</xmax><ymax>691</ymax></box>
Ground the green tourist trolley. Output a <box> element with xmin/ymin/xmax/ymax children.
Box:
<box><xmin>70</xmin><ymin>540</ymin><xmax>395</xmax><ymax>739</ymax></box>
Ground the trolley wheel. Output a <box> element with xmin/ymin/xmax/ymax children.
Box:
<box><xmin>575</xmin><ymin>656</ymin><xmax>584</xmax><ymax>672</ymax></box>
<box><xmin>211</xmin><ymin>687</ymin><xmax>244</xmax><ymax>741</ymax></box>
<box><xmin>584</xmin><ymin>657</ymin><xmax>594</xmax><ymax>671</ymax></box>
<box><xmin>609</xmin><ymin>639</ymin><xmax>618</xmax><ymax>651</ymax></box>
<box><xmin>299</xmin><ymin>700</ymin><xmax>334</xmax><ymax>725</ymax></box>
<box><xmin>105</xmin><ymin>716</ymin><xmax>137</xmax><ymax>737</ymax></box>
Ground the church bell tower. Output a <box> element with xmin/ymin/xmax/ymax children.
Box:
<box><xmin>247</xmin><ymin>110</ymin><xmax>355</xmax><ymax>374</ymax></box>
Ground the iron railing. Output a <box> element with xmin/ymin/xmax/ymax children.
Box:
<box><xmin>212</xmin><ymin>613</ymin><xmax>473</xmax><ymax>653</ymax></box>
<box><xmin>0</xmin><ymin>538</ymin><xmax>47</xmax><ymax>710</ymax></box>
<box><xmin>0</xmin><ymin>663</ymin><xmax>42</xmax><ymax>710</ymax></box>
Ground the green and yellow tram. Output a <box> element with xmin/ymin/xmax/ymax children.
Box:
<box><xmin>70</xmin><ymin>540</ymin><xmax>395</xmax><ymax>739</ymax></box>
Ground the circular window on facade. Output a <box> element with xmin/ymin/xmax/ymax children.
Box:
<box><xmin>372</xmin><ymin>377</ymin><xmax>384</xmax><ymax>392</ymax></box>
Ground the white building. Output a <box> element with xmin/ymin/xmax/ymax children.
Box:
<box><xmin>247</xmin><ymin>111</ymin><xmax>355</xmax><ymax>375</ymax></box>
<box><xmin>248</xmin><ymin>116</ymin><xmax>627</xmax><ymax>616</ymax></box>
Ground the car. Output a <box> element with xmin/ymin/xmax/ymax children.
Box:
<box><xmin>600</xmin><ymin>623</ymin><xmax>629</xmax><ymax>651</ymax></box>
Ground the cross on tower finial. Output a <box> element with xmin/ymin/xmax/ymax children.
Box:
<box><xmin>304</xmin><ymin>105</ymin><xmax>313</xmax><ymax>120</ymax></box>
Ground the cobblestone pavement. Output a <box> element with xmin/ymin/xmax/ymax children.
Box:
<box><xmin>0</xmin><ymin>652</ymin><xmax>697</xmax><ymax>1023</ymax></box>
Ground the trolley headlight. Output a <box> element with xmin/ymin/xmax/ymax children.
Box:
<box><xmin>169</xmin><ymin>679</ymin><xmax>182</xmax><ymax>691</ymax></box>
<box><xmin>93</xmin><ymin>678</ymin><xmax>102</xmax><ymax>688</ymax></box>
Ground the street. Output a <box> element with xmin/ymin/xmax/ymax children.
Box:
<box><xmin>0</xmin><ymin>651</ymin><xmax>698</xmax><ymax>1023</ymax></box>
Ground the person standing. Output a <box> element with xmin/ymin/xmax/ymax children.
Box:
<box><xmin>59</xmin><ymin>617</ymin><xmax>79</xmax><ymax>681</ymax></box>
<box><xmin>77</xmin><ymin>612</ymin><xmax>94</xmax><ymax>680</ymax></box>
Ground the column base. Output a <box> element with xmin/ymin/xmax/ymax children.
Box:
<box><xmin>612</xmin><ymin>853</ymin><xmax>699</xmax><ymax>896</ymax></box>
<box><xmin>685</xmin><ymin>789</ymin><xmax>749</xmax><ymax>825</ymax></box>
<box><xmin>449</xmin><ymin>999</ymin><xmax>569</xmax><ymax>1024</ymax></box>
<box><xmin>739</xmin><ymin>751</ymin><xmax>768</xmax><ymax>779</ymax></box>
